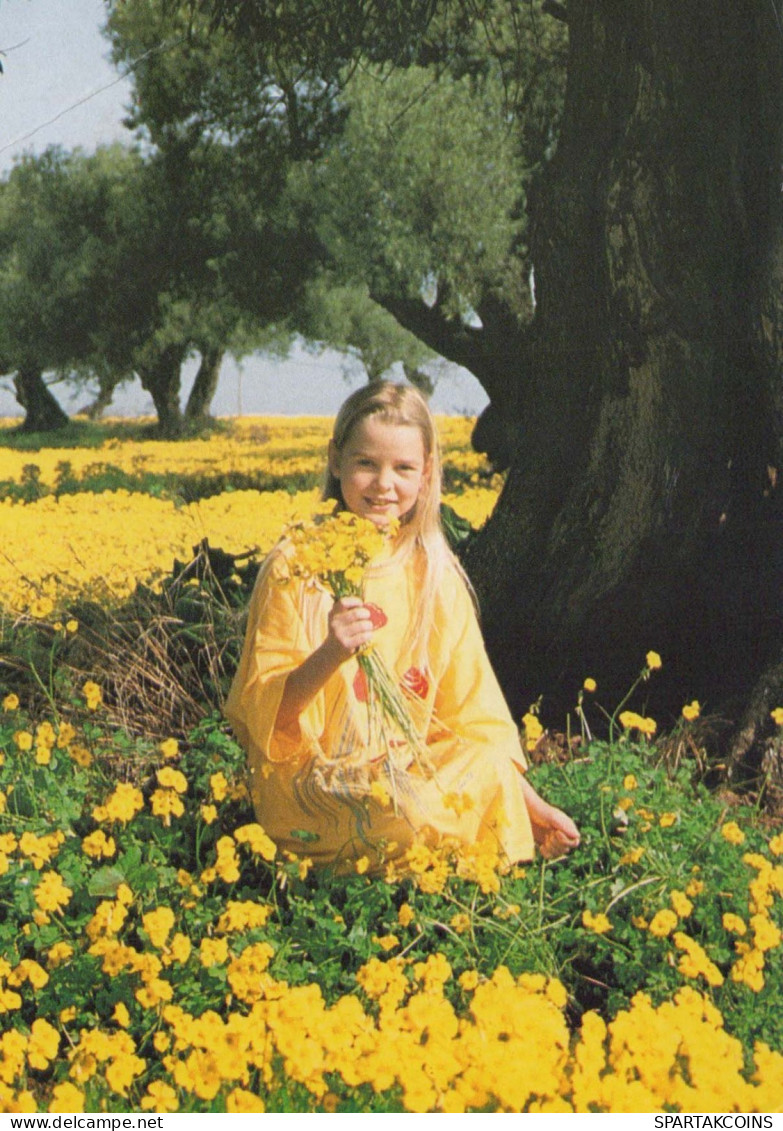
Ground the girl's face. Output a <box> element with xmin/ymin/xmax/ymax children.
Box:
<box><xmin>329</xmin><ymin>416</ymin><xmax>430</xmax><ymax>527</ymax></box>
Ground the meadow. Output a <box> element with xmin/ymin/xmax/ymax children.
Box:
<box><xmin>0</xmin><ymin>416</ymin><xmax>782</xmax><ymax>1114</ymax></box>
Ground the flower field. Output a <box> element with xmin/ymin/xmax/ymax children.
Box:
<box><xmin>1</xmin><ymin>417</ymin><xmax>782</xmax><ymax>1114</ymax></box>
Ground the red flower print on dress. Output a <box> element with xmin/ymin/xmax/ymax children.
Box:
<box><xmin>353</xmin><ymin>667</ymin><xmax>369</xmax><ymax>703</ymax></box>
<box><xmin>364</xmin><ymin>603</ymin><xmax>388</xmax><ymax>629</ymax></box>
<box><xmin>401</xmin><ymin>667</ymin><xmax>429</xmax><ymax>699</ymax></box>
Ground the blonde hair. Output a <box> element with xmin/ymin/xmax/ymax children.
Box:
<box><xmin>324</xmin><ymin>381</ymin><xmax>459</xmax><ymax>663</ymax></box>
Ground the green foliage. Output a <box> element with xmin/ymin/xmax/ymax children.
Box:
<box><xmin>312</xmin><ymin>64</ymin><xmax>523</xmax><ymax>314</ymax></box>
<box><xmin>0</xmin><ymin>692</ymin><xmax>781</xmax><ymax>1112</ymax></box>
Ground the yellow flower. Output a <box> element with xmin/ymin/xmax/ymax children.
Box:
<box><xmin>141</xmin><ymin>1081</ymin><xmax>179</xmax><ymax>1113</ymax></box>
<box><xmin>369</xmin><ymin>779</ymin><xmax>392</xmax><ymax>808</ymax></box>
<box><xmin>66</xmin><ymin>619</ymin><xmax>79</xmax><ymax>633</ymax></box>
<box><xmin>34</xmin><ymin>870</ymin><xmax>73</xmax><ymax>914</ymax></box>
<box><xmin>582</xmin><ymin>909</ymin><xmax>612</xmax><ymax>934</ymax></box>
<box><xmin>373</xmin><ymin>933</ymin><xmax>400</xmax><ymax>952</ymax></box>
<box><xmin>450</xmin><ymin>912</ymin><xmax>471</xmax><ymax>935</ymax></box>
<box><xmin>443</xmin><ymin>791</ymin><xmax>475</xmax><ymax>816</ymax></box>
<box><xmin>2</xmin><ymin>693</ymin><xmax>19</xmax><ymax>711</ymax></box>
<box><xmin>645</xmin><ymin>650</ymin><xmax>662</xmax><ymax>670</ymax></box>
<box><xmin>227</xmin><ymin>1089</ymin><xmax>266</xmax><ymax>1113</ymax></box>
<box><xmin>768</xmin><ymin>832</ymin><xmax>783</xmax><ymax>856</ymax></box>
<box><xmin>47</xmin><ymin>942</ymin><xmax>74</xmax><ymax>969</ymax></box>
<box><xmin>150</xmin><ymin>787</ymin><xmax>185</xmax><ymax>825</ymax></box>
<box><xmin>142</xmin><ymin>906</ymin><xmax>175</xmax><ymax>949</ymax></box>
<box><xmin>720</xmin><ymin>820</ymin><xmax>745</xmax><ymax>846</ymax></box>
<box><xmin>670</xmin><ymin>889</ymin><xmax>693</xmax><ymax>918</ymax></box>
<box><xmin>659</xmin><ymin>812</ymin><xmax>678</xmax><ymax>828</ymax></box>
<box><xmin>682</xmin><ymin>699</ymin><xmax>701</xmax><ymax>721</ymax></box>
<box><xmin>622</xmin><ymin>774</ymin><xmax>638</xmax><ymax>790</ymax></box>
<box><xmin>770</xmin><ymin>707</ymin><xmax>783</xmax><ymax>726</ymax></box>
<box><xmin>398</xmin><ymin>902</ymin><xmax>415</xmax><ymax>928</ymax></box>
<box><xmin>210</xmin><ymin>771</ymin><xmax>228</xmax><ymax>801</ymax></box>
<box><xmin>459</xmin><ymin>969</ymin><xmax>480</xmax><ymax>991</ymax></box>
<box><xmin>93</xmin><ymin>782</ymin><xmax>144</xmax><ymax>824</ymax></box>
<box><xmin>159</xmin><ymin>737</ymin><xmax>179</xmax><ymax>760</ymax></box>
<box><xmin>156</xmin><ymin>766</ymin><xmax>187</xmax><ymax>793</ymax></box>
<box><xmin>522</xmin><ymin>711</ymin><xmax>544</xmax><ymax>751</ymax></box>
<box><xmin>113</xmin><ymin>1002</ymin><xmax>131</xmax><ymax>1028</ymax></box>
<box><xmin>355</xmin><ymin>855</ymin><xmax>370</xmax><ymax>875</ymax></box>
<box><xmin>722</xmin><ymin>912</ymin><xmax>747</xmax><ymax>935</ymax></box>
<box><xmin>234</xmin><ymin>823</ymin><xmax>277</xmax><ymax>861</ymax></box>
<box><xmin>648</xmin><ymin>909</ymin><xmax>679</xmax><ymax>937</ymax></box>
<box><xmin>82</xmin><ymin>829</ymin><xmax>116</xmax><ymax>859</ymax></box>
<box><xmin>27</xmin><ymin>1018</ymin><xmax>60</xmax><ymax>1070</ymax></box>
<box><xmin>200</xmin><ymin>937</ymin><xmax>229</xmax><ymax>967</ymax></box>
<box><xmin>82</xmin><ymin>680</ymin><xmax>103</xmax><ymax>710</ymax></box>
<box><xmin>619</xmin><ymin>710</ymin><xmax>658</xmax><ymax>737</ymax></box>
<box><xmin>14</xmin><ymin>729</ymin><xmax>33</xmax><ymax>751</ymax></box>
<box><xmin>49</xmin><ymin>1083</ymin><xmax>85</xmax><ymax>1113</ymax></box>
<box><xmin>200</xmin><ymin>803</ymin><xmax>218</xmax><ymax>824</ymax></box>
<box><xmin>69</xmin><ymin>743</ymin><xmax>93</xmax><ymax>768</ymax></box>
<box><xmin>583</xmin><ymin>678</ymin><xmax>597</xmax><ymax>692</ymax></box>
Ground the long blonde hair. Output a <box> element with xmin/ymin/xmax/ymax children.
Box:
<box><xmin>324</xmin><ymin>381</ymin><xmax>458</xmax><ymax>664</ymax></box>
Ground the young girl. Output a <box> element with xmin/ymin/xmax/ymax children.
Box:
<box><xmin>225</xmin><ymin>382</ymin><xmax>579</xmax><ymax>872</ymax></box>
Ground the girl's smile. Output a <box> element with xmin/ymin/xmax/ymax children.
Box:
<box><xmin>328</xmin><ymin>416</ymin><xmax>430</xmax><ymax>527</ymax></box>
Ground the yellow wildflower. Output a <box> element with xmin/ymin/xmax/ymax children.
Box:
<box><xmin>398</xmin><ymin>902</ymin><xmax>415</xmax><ymax>928</ymax></box>
<box><xmin>142</xmin><ymin>907</ymin><xmax>175</xmax><ymax>949</ymax></box>
<box><xmin>82</xmin><ymin>829</ymin><xmax>116</xmax><ymax>859</ymax></box>
<box><xmin>2</xmin><ymin>693</ymin><xmax>19</xmax><ymax>711</ymax></box>
<box><xmin>49</xmin><ymin>1083</ymin><xmax>85</xmax><ymax>1114</ymax></box>
<box><xmin>234</xmin><ymin>823</ymin><xmax>277</xmax><ymax>861</ymax></box>
<box><xmin>159</xmin><ymin>737</ymin><xmax>179</xmax><ymax>760</ymax></box>
<box><xmin>583</xmin><ymin>678</ymin><xmax>597</xmax><ymax>692</ymax></box>
<box><xmin>646</xmin><ymin>650</ymin><xmax>662</xmax><ymax>670</ymax></box>
<box><xmin>200</xmin><ymin>937</ymin><xmax>230</xmax><ymax>967</ymax></box>
<box><xmin>682</xmin><ymin>699</ymin><xmax>701</xmax><ymax>721</ymax></box>
<box><xmin>210</xmin><ymin>771</ymin><xmax>228</xmax><ymax>801</ymax></box>
<box><xmin>82</xmin><ymin>680</ymin><xmax>102</xmax><ymax>709</ymax></box>
<box><xmin>34</xmin><ymin>870</ymin><xmax>73</xmax><ymax>914</ymax></box>
<box><xmin>648</xmin><ymin>909</ymin><xmax>679</xmax><ymax>938</ymax></box>
<box><xmin>720</xmin><ymin>820</ymin><xmax>745</xmax><ymax>846</ymax></box>
<box><xmin>582</xmin><ymin>909</ymin><xmax>612</xmax><ymax>934</ymax></box>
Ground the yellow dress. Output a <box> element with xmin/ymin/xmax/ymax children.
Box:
<box><xmin>225</xmin><ymin>546</ymin><xmax>535</xmax><ymax>870</ymax></box>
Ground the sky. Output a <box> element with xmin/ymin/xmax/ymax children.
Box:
<box><xmin>0</xmin><ymin>0</ymin><xmax>487</xmax><ymax>418</ymax></box>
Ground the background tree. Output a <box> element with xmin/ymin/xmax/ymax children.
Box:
<box><xmin>0</xmin><ymin>146</ymin><xmax>136</xmax><ymax>432</ymax></box>
<box><xmin>189</xmin><ymin>0</ymin><xmax>783</xmax><ymax>760</ymax></box>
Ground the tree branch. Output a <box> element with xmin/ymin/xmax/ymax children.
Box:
<box><xmin>370</xmin><ymin>290</ymin><xmax>487</xmax><ymax>382</ymax></box>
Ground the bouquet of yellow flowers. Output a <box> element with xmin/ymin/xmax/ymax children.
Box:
<box><xmin>281</xmin><ymin>508</ymin><xmax>432</xmax><ymax>797</ymax></box>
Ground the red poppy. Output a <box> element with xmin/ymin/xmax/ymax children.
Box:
<box><xmin>353</xmin><ymin>667</ymin><xmax>369</xmax><ymax>703</ymax></box>
<box><xmin>401</xmin><ymin>666</ymin><xmax>429</xmax><ymax>699</ymax></box>
<box><xmin>365</xmin><ymin>602</ymin><xmax>388</xmax><ymax>629</ymax></box>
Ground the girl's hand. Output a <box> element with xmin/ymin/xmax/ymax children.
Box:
<box><xmin>531</xmin><ymin>804</ymin><xmax>581</xmax><ymax>860</ymax></box>
<box><xmin>325</xmin><ymin>596</ymin><xmax>376</xmax><ymax>662</ymax></box>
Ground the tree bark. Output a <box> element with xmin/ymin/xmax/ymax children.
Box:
<box><xmin>79</xmin><ymin>378</ymin><xmax>118</xmax><ymax>421</ymax></box>
<box><xmin>137</xmin><ymin>344</ymin><xmax>188</xmax><ymax>437</ymax></box>
<box><xmin>184</xmin><ymin>346</ymin><xmax>224</xmax><ymax>423</ymax></box>
<box><xmin>13</xmin><ymin>367</ymin><xmax>70</xmax><ymax>432</ymax></box>
<box><xmin>462</xmin><ymin>0</ymin><xmax>783</xmax><ymax>724</ymax></box>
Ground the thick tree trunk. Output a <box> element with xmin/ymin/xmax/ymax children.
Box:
<box><xmin>463</xmin><ymin>0</ymin><xmax>783</xmax><ymax>724</ymax></box>
<box><xmin>79</xmin><ymin>378</ymin><xmax>117</xmax><ymax>421</ymax></box>
<box><xmin>13</xmin><ymin>367</ymin><xmax>70</xmax><ymax>432</ymax></box>
<box><xmin>184</xmin><ymin>346</ymin><xmax>223</xmax><ymax>423</ymax></box>
<box><xmin>137</xmin><ymin>344</ymin><xmax>187</xmax><ymax>437</ymax></box>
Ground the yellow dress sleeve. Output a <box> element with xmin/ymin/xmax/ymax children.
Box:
<box><xmin>224</xmin><ymin>550</ymin><xmax>325</xmax><ymax>765</ymax></box>
<box><xmin>429</xmin><ymin>570</ymin><xmax>528</xmax><ymax>772</ymax></box>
